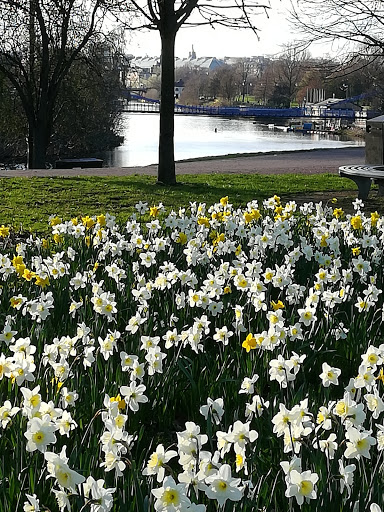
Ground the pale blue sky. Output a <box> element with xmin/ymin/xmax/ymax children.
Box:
<box><xmin>126</xmin><ymin>2</ymin><xmax>337</xmax><ymax>59</ymax></box>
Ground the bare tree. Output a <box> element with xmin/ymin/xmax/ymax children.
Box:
<box><xmin>291</xmin><ymin>0</ymin><xmax>384</xmax><ymax>58</ymax></box>
<box><xmin>117</xmin><ymin>1</ymin><xmax>271</xmax><ymax>185</ymax></box>
<box><xmin>210</xmin><ymin>65</ymin><xmax>239</xmax><ymax>103</ymax></box>
<box><xmin>254</xmin><ymin>61</ymin><xmax>276</xmax><ymax>105</ymax></box>
<box><xmin>0</xmin><ymin>0</ymin><xmax>111</xmax><ymax>169</ymax></box>
<box><xmin>234</xmin><ymin>59</ymin><xmax>257</xmax><ymax>103</ymax></box>
<box><xmin>275</xmin><ymin>45</ymin><xmax>309</xmax><ymax>105</ymax></box>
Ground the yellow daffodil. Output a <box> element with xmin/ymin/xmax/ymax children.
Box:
<box><xmin>333</xmin><ymin>207</ymin><xmax>344</xmax><ymax>218</ymax></box>
<box><xmin>35</xmin><ymin>275</ymin><xmax>49</xmax><ymax>288</ymax></box>
<box><xmin>376</xmin><ymin>369</ymin><xmax>384</xmax><ymax>384</ymax></box>
<box><xmin>271</xmin><ymin>300</ymin><xmax>285</xmax><ymax>311</ymax></box>
<box><xmin>243</xmin><ymin>211</ymin><xmax>253</xmax><ymax>223</ymax></box>
<box><xmin>97</xmin><ymin>214</ymin><xmax>106</xmax><ymax>227</ymax></box>
<box><xmin>0</xmin><ymin>225</ymin><xmax>10</xmax><ymax>237</ymax></box>
<box><xmin>243</xmin><ymin>208</ymin><xmax>261</xmax><ymax>223</ymax></box>
<box><xmin>177</xmin><ymin>232</ymin><xmax>188</xmax><ymax>245</ymax></box>
<box><xmin>150</xmin><ymin>205</ymin><xmax>160</xmax><ymax>217</ymax></box>
<box><xmin>213</xmin><ymin>233</ymin><xmax>225</xmax><ymax>246</ymax></box>
<box><xmin>350</xmin><ymin>215</ymin><xmax>362</xmax><ymax>230</ymax></box>
<box><xmin>274</xmin><ymin>205</ymin><xmax>283</xmax><ymax>215</ymax></box>
<box><xmin>371</xmin><ymin>211</ymin><xmax>380</xmax><ymax>227</ymax></box>
<box><xmin>273</xmin><ymin>195</ymin><xmax>281</xmax><ymax>205</ymax></box>
<box><xmin>197</xmin><ymin>216</ymin><xmax>210</xmax><ymax>228</ymax></box>
<box><xmin>10</xmin><ymin>297</ymin><xmax>23</xmax><ymax>308</ymax></box>
<box><xmin>82</xmin><ymin>215</ymin><xmax>95</xmax><ymax>229</ymax></box>
<box><xmin>12</xmin><ymin>255</ymin><xmax>23</xmax><ymax>267</ymax></box>
<box><xmin>212</xmin><ymin>211</ymin><xmax>224</xmax><ymax>221</ymax></box>
<box><xmin>13</xmin><ymin>256</ymin><xmax>26</xmax><ymax>276</ymax></box>
<box><xmin>242</xmin><ymin>333</ymin><xmax>257</xmax><ymax>353</ymax></box>
<box><xmin>53</xmin><ymin>234</ymin><xmax>63</xmax><ymax>244</ymax></box>
<box><xmin>49</xmin><ymin>216</ymin><xmax>62</xmax><ymax>226</ymax></box>
<box><xmin>22</xmin><ymin>268</ymin><xmax>35</xmax><ymax>281</ymax></box>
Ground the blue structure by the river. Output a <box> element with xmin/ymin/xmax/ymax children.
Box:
<box><xmin>123</xmin><ymin>92</ymin><xmax>380</xmax><ymax>121</ymax></box>
<box><xmin>126</xmin><ymin>93</ymin><xmax>358</xmax><ymax>119</ymax></box>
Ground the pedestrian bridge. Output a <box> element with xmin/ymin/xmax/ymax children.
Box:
<box><xmin>121</xmin><ymin>93</ymin><xmax>366</xmax><ymax>120</ymax></box>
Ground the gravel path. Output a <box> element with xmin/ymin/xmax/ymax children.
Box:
<box><xmin>0</xmin><ymin>147</ymin><xmax>365</xmax><ymax>178</ymax></box>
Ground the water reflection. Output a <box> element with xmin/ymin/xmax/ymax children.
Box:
<box><xmin>104</xmin><ymin>112</ymin><xmax>364</xmax><ymax>167</ymax></box>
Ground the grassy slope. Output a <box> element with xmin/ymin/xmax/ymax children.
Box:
<box><xmin>0</xmin><ymin>172</ymin><xmax>375</xmax><ymax>232</ymax></box>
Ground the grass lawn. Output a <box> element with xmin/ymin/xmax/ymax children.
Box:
<box><xmin>0</xmin><ymin>172</ymin><xmax>382</xmax><ymax>232</ymax></box>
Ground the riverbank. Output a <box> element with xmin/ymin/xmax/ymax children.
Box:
<box><xmin>0</xmin><ymin>146</ymin><xmax>365</xmax><ymax>178</ymax></box>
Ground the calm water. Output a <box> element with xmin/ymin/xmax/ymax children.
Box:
<box><xmin>104</xmin><ymin>112</ymin><xmax>364</xmax><ymax>167</ymax></box>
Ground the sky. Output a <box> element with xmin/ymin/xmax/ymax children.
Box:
<box><xmin>126</xmin><ymin>2</ymin><xmax>337</xmax><ymax>60</ymax></box>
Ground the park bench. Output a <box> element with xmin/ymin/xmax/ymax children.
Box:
<box><xmin>338</xmin><ymin>164</ymin><xmax>384</xmax><ymax>200</ymax></box>
<box><xmin>55</xmin><ymin>157</ymin><xmax>103</xmax><ymax>169</ymax></box>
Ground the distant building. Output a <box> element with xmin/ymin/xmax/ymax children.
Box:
<box><xmin>129</xmin><ymin>56</ymin><xmax>161</xmax><ymax>80</ymax></box>
<box><xmin>174</xmin><ymin>79</ymin><xmax>185</xmax><ymax>99</ymax></box>
<box><xmin>305</xmin><ymin>88</ymin><xmax>326</xmax><ymax>104</ymax></box>
<box><xmin>189</xmin><ymin>45</ymin><xmax>196</xmax><ymax>60</ymax></box>
<box><xmin>224</xmin><ymin>56</ymin><xmax>270</xmax><ymax>77</ymax></box>
<box><xmin>175</xmin><ymin>55</ymin><xmax>225</xmax><ymax>72</ymax></box>
<box><xmin>311</xmin><ymin>97</ymin><xmax>363</xmax><ymax>112</ymax></box>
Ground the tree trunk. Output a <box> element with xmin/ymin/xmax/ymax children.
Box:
<box><xmin>158</xmin><ymin>29</ymin><xmax>177</xmax><ymax>185</ymax></box>
<box><xmin>28</xmin><ymin>120</ymin><xmax>49</xmax><ymax>169</ymax></box>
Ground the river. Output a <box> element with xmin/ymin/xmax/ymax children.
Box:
<box><xmin>104</xmin><ymin>112</ymin><xmax>364</xmax><ymax>167</ymax></box>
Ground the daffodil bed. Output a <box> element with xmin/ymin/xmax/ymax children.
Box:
<box><xmin>1</xmin><ymin>196</ymin><xmax>384</xmax><ymax>512</ymax></box>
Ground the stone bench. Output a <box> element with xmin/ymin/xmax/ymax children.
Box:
<box><xmin>55</xmin><ymin>158</ymin><xmax>103</xmax><ymax>169</ymax></box>
<box><xmin>339</xmin><ymin>164</ymin><xmax>384</xmax><ymax>200</ymax></box>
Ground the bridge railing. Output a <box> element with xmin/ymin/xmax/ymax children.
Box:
<box><xmin>124</xmin><ymin>95</ymin><xmax>358</xmax><ymax>119</ymax></box>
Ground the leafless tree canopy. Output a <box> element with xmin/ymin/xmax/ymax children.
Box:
<box><xmin>0</xmin><ymin>1</ymin><xmax>108</xmax><ymax>108</ymax></box>
<box><xmin>0</xmin><ymin>0</ymin><xmax>112</xmax><ymax>168</ymax></box>
<box><xmin>291</xmin><ymin>0</ymin><xmax>384</xmax><ymax>58</ymax></box>
<box><xmin>115</xmin><ymin>0</ymin><xmax>271</xmax><ymax>33</ymax></box>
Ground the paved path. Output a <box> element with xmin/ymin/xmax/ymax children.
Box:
<box><xmin>0</xmin><ymin>147</ymin><xmax>365</xmax><ymax>178</ymax></box>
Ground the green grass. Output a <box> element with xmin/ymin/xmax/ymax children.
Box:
<box><xmin>0</xmin><ymin>172</ymin><xmax>370</xmax><ymax>232</ymax></box>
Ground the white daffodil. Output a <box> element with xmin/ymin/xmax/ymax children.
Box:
<box><xmin>319</xmin><ymin>362</ymin><xmax>341</xmax><ymax>387</ymax></box>
<box><xmin>344</xmin><ymin>426</ymin><xmax>376</xmax><ymax>460</ymax></box>
<box><xmin>20</xmin><ymin>385</ymin><xmax>41</xmax><ymax>417</ymax></box>
<box><xmin>365</xmin><ymin>388</ymin><xmax>384</xmax><ymax>419</ymax></box>
<box><xmin>0</xmin><ymin>400</ymin><xmax>20</xmax><ymax>428</ymax></box>
<box><xmin>245</xmin><ymin>394</ymin><xmax>270</xmax><ymax>420</ymax></box>
<box><xmin>23</xmin><ymin>493</ymin><xmax>40</xmax><ymax>512</ymax></box>
<box><xmin>285</xmin><ymin>469</ymin><xmax>318</xmax><ymax>506</ymax></box>
<box><xmin>204</xmin><ymin>464</ymin><xmax>243</xmax><ymax>507</ymax></box>
<box><xmin>152</xmin><ymin>476</ymin><xmax>191</xmax><ymax>512</ymax></box>
<box><xmin>227</xmin><ymin>420</ymin><xmax>258</xmax><ymax>454</ymax></box>
<box><xmin>120</xmin><ymin>381</ymin><xmax>148</xmax><ymax>412</ymax></box>
<box><xmin>239</xmin><ymin>374</ymin><xmax>259</xmax><ymax>395</ymax></box>
<box><xmin>83</xmin><ymin>476</ymin><xmax>116</xmax><ymax>512</ymax></box>
<box><xmin>338</xmin><ymin>459</ymin><xmax>356</xmax><ymax>497</ymax></box>
<box><xmin>316</xmin><ymin>432</ymin><xmax>338</xmax><ymax>459</ymax></box>
<box><xmin>199</xmin><ymin>397</ymin><xmax>224</xmax><ymax>425</ymax></box>
<box><xmin>44</xmin><ymin>449</ymin><xmax>85</xmax><ymax>492</ymax></box>
<box><xmin>143</xmin><ymin>444</ymin><xmax>178</xmax><ymax>483</ymax></box>
<box><xmin>24</xmin><ymin>417</ymin><xmax>57</xmax><ymax>453</ymax></box>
